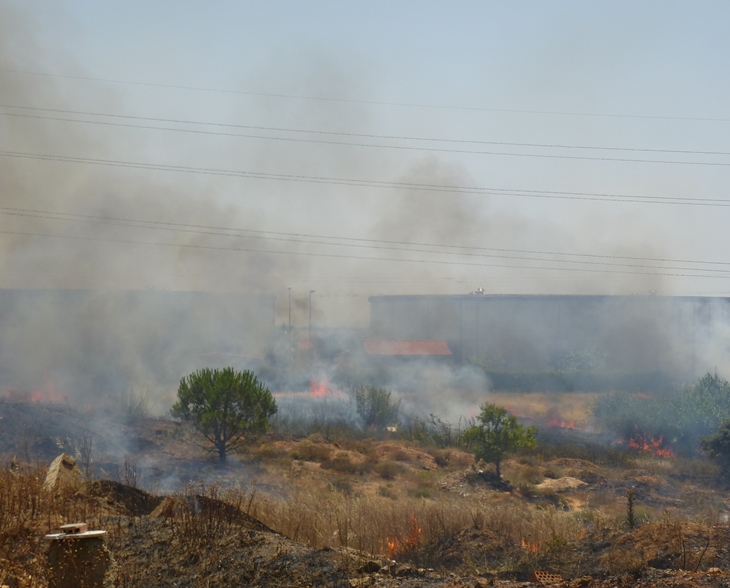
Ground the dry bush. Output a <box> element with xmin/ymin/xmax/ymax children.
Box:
<box><xmin>251</xmin><ymin>442</ymin><xmax>288</xmax><ymax>460</ymax></box>
<box><xmin>427</xmin><ymin>448</ymin><xmax>452</xmax><ymax>468</ymax></box>
<box><xmin>320</xmin><ymin>452</ymin><xmax>371</xmax><ymax>475</ymax></box>
<box><xmin>508</xmin><ymin>464</ymin><xmax>545</xmax><ymax>486</ymax></box>
<box><xmin>392</xmin><ymin>448</ymin><xmax>411</xmax><ymax>462</ymax></box>
<box><xmin>377</xmin><ymin>485</ymin><xmax>397</xmax><ymax>500</ymax></box>
<box><xmin>289</xmin><ymin>440</ymin><xmax>333</xmax><ymax>463</ymax></box>
<box><xmin>373</xmin><ymin>460</ymin><xmax>405</xmax><ymax>480</ymax></box>
<box><xmin>338</xmin><ymin>439</ymin><xmax>376</xmax><ymax>458</ymax></box>
<box><xmin>169</xmin><ymin>482</ymin><xmax>252</xmax><ymax>545</ymax></box>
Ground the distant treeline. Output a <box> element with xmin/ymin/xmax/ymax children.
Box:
<box><xmin>481</xmin><ymin>370</ymin><xmax>678</xmax><ymax>393</ymax></box>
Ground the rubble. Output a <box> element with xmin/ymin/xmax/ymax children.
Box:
<box><xmin>43</xmin><ymin>453</ymin><xmax>80</xmax><ymax>493</ymax></box>
<box><xmin>45</xmin><ymin>522</ymin><xmax>112</xmax><ymax>588</ymax></box>
<box><xmin>529</xmin><ymin>570</ymin><xmax>563</xmax><ymax>585</ymax></box>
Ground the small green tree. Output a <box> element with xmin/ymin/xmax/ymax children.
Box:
<box><xmin>626</xmin><ymin>489</ymin><xmax>637</xmax><ymax>529</ymax></box>
<box><xmin>701</xmin><ymin>418</ymin><xmax>730</xmax><ymax>468</ymax></box>
<box><xmin>463</xmin><ymin>403</ymin><xmax>537</xmax><ymax>479</ymax></box>
<box><xmin>353</xmin><ymin>386</ymin><xmax>400</xmax><ymax>430</ymax></box>
<box><xmin>171</xmin><ymin>367</ymin><xmax>277</xmax><ymax>464</ymax></box>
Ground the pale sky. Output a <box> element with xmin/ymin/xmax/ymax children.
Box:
<box><xmin>1</xmin><ymin>1</ymin><xmax>730</xmax><ymax>326</ymax></box>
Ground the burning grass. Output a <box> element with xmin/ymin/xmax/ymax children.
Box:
<box><xmin>1</xmin><ymin>434</ymin><xmax>730</xmax><ymax>586</ymax></box>
<box><xmin>3</xmin><ymin>375</ymin><xmax>730</xmax><ymax>585</ymax></box>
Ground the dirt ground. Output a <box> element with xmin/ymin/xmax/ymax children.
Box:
<box><xmin>2</xmin><ymin>395</ymin><xmax>730</xmax><ymax>586</ymax></box>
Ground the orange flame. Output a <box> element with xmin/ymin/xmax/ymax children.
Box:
<box><xmin>545</xmin><ymin>409</ymin><xmax>576</xmax><ymax>429</ymax></box>
<box><xmin>521</xmin><ymin>538</ymin><xmax>541</xmax><ymax>553</ymax></box>
<box><xmin>546</xmin><ymin>416</ymin><xmax>576</xmax><ymax>429</ymax></box>
<box><xmin>627</xmin><ymin>433</ymin><xmax>675</xmax><ymax>459</ymax></box>
<box><xmin>385</xmin><ymin>513</ymin><xmax>421</xmax><ymax>559</ymax></box>
<box><xmin>308</xmin><ymin>378</ymin><xmax>346</xmax><ymax>399</ymax></box>
<box><xmin>29</xmin><ymin>374</ymin><xmax>66</xmax><ymax>404</ymax></box>
<box><xmin>309</xmin><ymin>379</ymin><xmax>328</xmax><ymax>398</ymax></box>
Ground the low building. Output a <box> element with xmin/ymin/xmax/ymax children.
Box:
<box><xmin>369</xmin><ymin>294</ymin><xmax>730</xmax><ymax>375</ymax></box>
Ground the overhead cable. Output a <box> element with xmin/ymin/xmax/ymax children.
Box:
<box><xmin>1</xmin><ymin>150</ymin><xmax>729</xmax><ymax>207</ymax></box>
<box><xmin>3</xmin><ymin>206</ymin><xmax>730</xmax><ymax>275</ymax></box>
<box><xmin>1</xmin><ymin>68</ymin><xmax>729</xmax><ymax>123</ymax></box>
<box><xmin>1</xmin><ymin>110</ymin><xmax>728</xmax><ymax>166</ymax></box>
<box><xmin>2</xmin><ymin>105</ymin><xmax>730</xmax><ymax>157</ymax></box>
<box><xmin>1</xmin><ymin>228</ymin><xmax>729</xmax><ymax>280</ymax></box>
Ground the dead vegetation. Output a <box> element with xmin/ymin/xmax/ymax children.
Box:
<box><xmin>2</xmin><ymin>393</ymin><xmax>730</xmax><ymax>586</ymax></box>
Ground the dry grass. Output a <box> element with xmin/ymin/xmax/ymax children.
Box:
<box><xmin>2</xmin><ymin>414</ymin><xmax>730</xmax><ymax>585</ymax></box>
<box><xmin>242</xmin><ymin>480</ymin><xmax>585</xmax><ymax>559</ymax></box>
<box><xmin>0</xmin><ymin>462</ymin><xmax>108</xmax><ymax>587</ymax></box>
<box><xmin>487</xmin><ymin>391</ymin><xmax>602</xmax><ymax>424</ymax></box>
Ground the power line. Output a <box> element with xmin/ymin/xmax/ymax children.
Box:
<box><xmin>1</xmin><ymin>227</ymin><xmax>729</xmax><ymax>280</ymax></box>
<box><xmin>3</xmin><ymin>105</ymin><xmax>730</xmax><ymax>157</ymax></box>
<box><xmin>2</xmin><ymin>68</ymin><xmax>729</xmax><ymax>123</ymax></box>
<box><xmin>1</xmin><ymin>110</ymin><xmax>728</xmax><ymax>166</ymax></box>
<box><xmin>4</xmin><ymin>205</ymin><xmax>730</xmax><ymax>275</ymax></box>
<box><xmin>1</xmin><ymin>150</ymin><xmax>729</xmax><ymax>207</ymax></box>
<box><xmin>6</xmin><ymin>206</ymin><xmax>724</xmax><ymax>264</ymax></box>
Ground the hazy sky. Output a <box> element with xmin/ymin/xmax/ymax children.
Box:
<box><xmin>2</xmin><ymin>1</ymin><xmax>730</xmax><ymax>326</ymax></box>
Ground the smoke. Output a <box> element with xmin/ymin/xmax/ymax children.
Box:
<box><xmin>1</xmin><ymin>2</ymin><xmax>728</xmax><ymax>454</ymax></box>
<box><xmin>0</xmin><ymin>7</ymin><xmax>302</xmax><ymax>412</ymax></box>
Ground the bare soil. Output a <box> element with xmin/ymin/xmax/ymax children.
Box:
<box><xmin>2</xmin><ymin>396</ymin><xmax>730</xmax><ymax>587</ymax></box>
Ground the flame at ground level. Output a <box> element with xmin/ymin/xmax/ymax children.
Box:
<box><xmin>521</xmin><ymin>538</ymin><xmax>541</xmax><ymax>553</ymax></box>
<box><xmin>385</xmin><ymin>513</ymin><xmax>421</xmax><ymax>559</ymax></box>
<box><xmin>546</xmin><ymin>415</ymin><xmax>576</xmax><ymax>429</ymax></box>
<box><xmin>626</xmin><ymin>433</ymin><xmax>675</xmax><ymax>459</ymax></box>
<box><xmin>309</xmin><ymin>379</ymin><xmax>347</xmax><ymax>399</ymax></box>
<box><xmin>3</xmin><ymin>373</ymin><xmax>67</xmax><ymax>404</ymax></box>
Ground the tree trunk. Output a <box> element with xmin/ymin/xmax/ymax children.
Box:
<box><xmin>495</xmin><ymin>458</ymin><xmax>501</xmax><ymax>480</ymax></box>
<box><xmin>218</xmin><ymin>446</ymin><xmax>226</xmax><ymax>465</ymax></box>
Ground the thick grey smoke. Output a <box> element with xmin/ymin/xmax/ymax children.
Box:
<box><xmin>1</xmin><ymin>3</ymin><xmax>728</xmax><ymax>436</ymax></box>
<box><xmin>0</xmin><ymin>7</ymin><xmax>297</xmax><ymax>411</ymax></box>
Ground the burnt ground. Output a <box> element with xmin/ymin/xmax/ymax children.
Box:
<box><xmin>4</xmin><ymin>398</ymin><xmax>730</xmax><ymax>586</ymax></box>
<box><xmin>109</xmin><ymin>518</ymin><xmax>730</xmax><ymax>588</ymax></box>
<box><xmin>98</xmin><ymin>496</ymin><xmax>730</xmax><ymax>588</ymax></box>
<box><xmin>45</xmin><ymin>479</ymin><xmax>728</xmax><ymax>588</ymax></box>
<box><xmin>90</xmin><ymin>484</ymin><xmax>730</xmax><ymax>587</ymax></box>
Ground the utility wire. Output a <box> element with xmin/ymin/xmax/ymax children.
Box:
<box><xmin>1</xmin><ymin>110</ymin><xmax>728</xmax><ymax>166</ymax></box>
<box><xmin>6</xmin><ymin>205</ymin><xmax>728</xmax><ymax>266</ymax></box>
<box><xmin>1</xmin><ymin>150</ymin><xmax>729</xmax><ymax>207</ymax></box>
<box><xmin>4</xmin><ymin>206</ymin><xmax>730</xmax><ymax>275</ymax></box>
<box><xmin>1</xmin><ymin>228</ymin><xmax>729</xmax><ymax>280</ymax></box>
<box><xmin>2</xmin><ymin>68</ymin><xmax>729</xmax><ymax>123</ymax></box>
<box><xmin>3</xmin><ymin>105</ymin><xmax>730</xmax><ymax>157</ymax></box>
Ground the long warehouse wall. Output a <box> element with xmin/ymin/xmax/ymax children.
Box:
<box><xmin>369</xmin><ymin>295</ymin><xmax>730</xmax><ymax>375</ymax></box>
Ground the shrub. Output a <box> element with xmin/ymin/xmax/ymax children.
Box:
<box><xmin>398</xmin><ymin>414</ymin><xmax>469</xmax><ymax>448</ymax></box>
<box><xmin>353</xmin><ymin>386</ymin><xmax>400</xmax><ymax>429</ymax></box>
<box><xmin>409</xmin><ymin>487</ymin><xmax>433</xmax><ymax>499</ymax></box>
<box><xmin>378</xmin><ymin>485</ymin><xmax>398</xmax><ymax>499</ymax></box>
<box><xmin>463</xmin><ymin>403</ymin><xmax>537</xmax><ymax>479</ymax></box>
<box><xmin>252</xmin><ymin>443</ymin><xmax>288</xmax><ymax>460</ymax></box>
<box><xmin>429</xmin><ymin>448</ymin><xmax>451</xmax><ymax>467</ymax></box>
<box><xmin>700</xmin><ymin>418</ymin><xmax>730</xmax><ymax>468</ymax></box>
<box><xmin>516</xmin><ymin>465</ymin><xmax>544</xmax><ymax>486</ymax></box>
<box><xmin>320</xmin><ymin>452</ymin><xmax>369</xmax><ymax>475</ymax></box>
<box><xmin>330</xmin><ymin>478</ymin><xmax>354</xmax><ymax>495</ymax></box>
<box><xmin>593</xmin><ymin>373</ymin><xmax>730</xmax><ymax>455</ymax></box>
<box><xmin>543</xmin><ymin>467</ymin><xmax>560</xmax><ymax>479</ymax></box>
<box><xmin>374</xmin><ymin>460</ymin><xmax>405</xmax><ymax>480</ymax></box>
<box><xmin>289</xmin><ymin>441</ymin><xmax>333</xmax><ymax>463</ymax></box>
